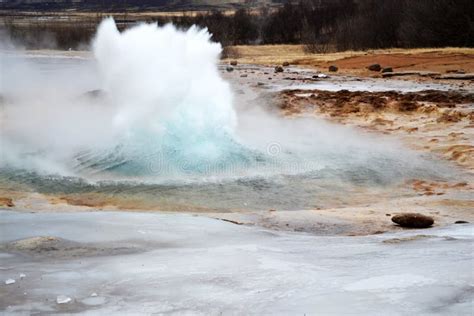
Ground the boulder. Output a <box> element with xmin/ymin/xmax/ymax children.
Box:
<box><xmin>381</xmin><ymin>67</ymin><xmax>393</xmax><ymax>73</ymax></box>
<box><xmin>368</xmin><ymin>64</ymin><xmax>382</xmax><ymax>71</ymax></box>
<box><xmin>274</xmin><ymin>66</ymin><xmax>284</xmax><ymax>73</ymax></box>
<box><xmin>391</xmin><ymin>213</ymin><xmax>434</xmax><ymax>228</ymax></box>
<box><xmin>230</xmin><ymin>60</ymin><xmax>238</xmax><ymax>66</ymax></box>
<box><xmin>328</xmin><ymin>65</ymin><xmax>338</xmax><ymax>72</ymax></box>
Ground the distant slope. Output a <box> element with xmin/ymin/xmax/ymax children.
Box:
<box><xmin>0</xmin><ymin>0</ymin><xmax>288</xmax><ymax>11</ymax></box>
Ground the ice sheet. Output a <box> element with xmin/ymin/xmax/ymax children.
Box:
<box><xmin>0</xmin><ymin>210</ymin><xmax>473</xmax><ymax>315</ymax></box>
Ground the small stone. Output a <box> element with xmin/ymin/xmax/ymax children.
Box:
<box><xmin>382</xmin><ymin>67</ymin><xmax>393</xmax><ymax>73</ymax></box>
<box><xmin>391</xmin><ymin>213</ymin><xmax>434</xmax><ymax>228</ymax></box>
<box><xmin>19</xmin><ymin>273</ymin><xmax>26</xmax><ymax>279</ymax></box>
<box><xmin>454</xmin><ymin>220</ymin><xmax>469</xmax><ymax>224</ymax></box>
<box><xmin>56</xmin><ymin>295</ymin><xmax>72</xmax><ymax>304</ymax></box>
<box><xmin>91</xmin><ymin>292</ymin><xmax>98</xmax><ymax>297</ymax></box>
<box><xmin>368</xmin><ymin>64</ymin><xmax>382</xmax><ymax>71</ymax></box>
<box><xmin>230</xmin><ymin>60</ymin><xmax>238</xmax><ymax>66</ymax></box>
<box><xmin>282</xmin><ymin>61</ymin><xmax>290</xmax><ymax>67</ymax></box>
<box><xmin>5</xmin><ymin>279</ymin><xmax>15</xmax><ymax>285</ymax></box>
<box><xmin>328</xmin><ymin>65</ymin><xmax>338</xmax><ymax>72</ymax></box>
<box><xmin>274</xmin><ymin>66</ymin><xmax>284</xmax><ymax>73</ymax></box>
<box><xmin>226</xmin><ymin>66</ymin><xmax>234</xmax><ymax>72</ymax></box>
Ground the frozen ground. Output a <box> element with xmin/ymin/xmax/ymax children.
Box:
<box><xmin>1</xmin><ymin>210</ymin><xmax>473</xmax><ymax>315</ymax></box>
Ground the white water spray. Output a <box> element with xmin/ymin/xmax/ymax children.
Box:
<box><xmin>1</xmin><ymin>19</ymin><xmax>247</xmax><ymax>178</ymax></box>
<box><xmin>93</xmin><ymin>18</ymin><xmax>236</xmax><ymax>137</ymax></box>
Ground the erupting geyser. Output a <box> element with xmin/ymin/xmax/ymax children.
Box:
<box><xmin>1</xmin><ymin>19</ymin><xmax>257</xmax><ymax>179</ymax></box>
<box><xmin>93</xmin><ymin>18</ymin><xmax>237</xmax><ymax>151</ymax></box>
<box><xmin>87</xmin><ymin>18</ymin><xmax>252</xmax><ymax>176</ymax></box>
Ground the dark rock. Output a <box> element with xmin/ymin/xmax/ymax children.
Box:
<box><xmin>226</xmin><ymin>66</ymin><xmax>234</xmax><ymax>72</ymax></box>
<box><xmin>328</xmin><ymin>65</ymin><xmax>338</xmax><ymax>72</ymax></box>
<box><xmin>454</xmin><ymin>220</ymin><xmax>469</xmax><ymax>224</ymax></box>
<box><xmin>368</xmin><ymin>64</ymin><xmax>382</xmax><ymax>71</ymax></box>
<box><xmin>382</xmin><ymin>67</ymin><xmax>393</xmax><ymax>73</ymax></box>
<box><xmin>392</xmin><ymin>213</ymin><xmax>434</xmax><ymax>228</ymax></box>
<box><xmin>230</xmin><ymin>60</ymin><xmax>238</xmax><ymax>66</ymax></box>
<box><xmin>282</xmin><ymin>61</ymin><xmax>290</xmax><ymax>67</ymax></box>
<box><xmin>275</xmin><ymin>66</ymin><xmax>284</xmax><ymax>73</ymax></box>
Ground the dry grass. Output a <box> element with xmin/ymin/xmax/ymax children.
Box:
<box><xmin>225</xmin><ymin>45</ymin><xmax>474</xmax><ymax>66</ymax></box>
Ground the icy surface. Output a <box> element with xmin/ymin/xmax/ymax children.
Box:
<box><xmin>0</xmin><ymin>210</ymin><xmax>472</xmax><ymax>315</ymax></box>
<box><xmin>56</xmin><ymin>295</ymin><xmax>72</xmax><ymax>304</ymax></box>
